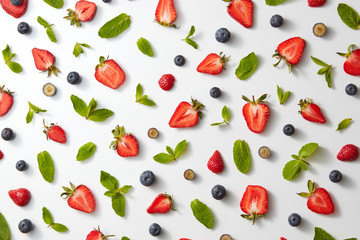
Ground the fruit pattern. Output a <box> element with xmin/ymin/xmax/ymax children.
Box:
<box><xmin>0</xmin><ymin>0</ymin><xmax>359</xmax><ymax>239</ymax></box>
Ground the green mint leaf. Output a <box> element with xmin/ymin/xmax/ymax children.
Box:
<box><xmin>104</xmin><ymin>190</ymin><xmax>117</xmax><ymax>197</ymax></box>
<box><xmin>187</xmin><ymin>25</ymin><xmax>195</xmax><ymax>38</ymax></box>
<box><xmin>26</xmin><ymin>110</ymin><xmax>33</xmax><ymax>124</ymax></box>
<box><xmin>291</xmin><ymin>154</ymin><xmax>299</xmax><ymax>160</ymax></box>
<box><xmin>135</xmin><ymin>84</ymin><xmax>156</xmax><ymax>106</ymax></box>
<box><xmin>121</xmin><ymin>237</ymin><xmax>130</xmax><ymax>240</ymax></box>
<box><xmin>222</xmin><ymin>105</ymin><xmax>230</xmax><ymax>122</ymax></box>
<box><xmin>43</xmin><ymin>0</ymin><xmax>63</xmax><ymax>8</ymax></box>
<box><xmin>112</xmin><ymin>193</ymin><xmax>125</xmax><ymax>217</ymax></box>
<box><xmin>87</xmin><ymin>109</ymin><xmax>114</xmax><ymax>122</ymax></box>
<box><xmin>153</xmin><ymin>152</ymin><xmax>175</xmax><ymax>163</ymax></box>
<box><xmin>336</xmin><ymin>118</ymin><xmax>352</xmax><ymax>131</ymax></box>
<box><xmin>233</xmin><ymin>139</ymin><xmax>251</xmax><ymax>174</ymax></box>
<box><xmin>325</xmin><ymin>67</ymin><xmax>332</xmax><ymax>88</ymax></box>
<box><xmin>6</xmin><ymin>61</ymin><xmax>22</xmax><ymax>73</ymax></box>
<box><xmin>51</xmin><ymin>223</ymin><xmax>68</xmax><ymax>232</ymax></box>
<box><xmin>277</xmin><ymin>85</ymin><xmax>283</xmax><ymax>103</ymax></box>
<box><xmin>73</xmin><ymin>42</ymin><xmax>90</xmax><ymax>57</ymax></box>
<box><xmin>317</xmin><ymin>67</ymin><xmax>328</xmax><ymax>75</ymax></box>
<box><xmin>314</xmin><ymin>227</ymin><xmax>335</xmax><ymax>240</ymax></box>
<box><xmin>166</xmin><ymin>146</ymin><xmax>174</xmax><ymax>156</ymax></box>
<box><xmin>87</xmin><ymin>98</ymin><xmax>97</xmax><ymax>117</ymax></box>
<box><xmin>311</xmin><ymin>56</ymin><xmax>329</xmax><ymax>67</ymax></box>
<box><xmin>174</xmin><ymin>140</ymin><xmax>187</xmax><ymax>159</ymax></box>
<box><xmin>344</xmin><ymin>238</ymin><xmax>357</xmax><ymax>240</ymax></box>
<box><xmin>2</xmin><ymin>45</ymin><xmax>22</xmax><ymax>73</ymax></box>
<box><xmin>235</xmin><ymin>52</ymin><xmax>258</xmax><ymax>80</ymax></box>
<box><xmin>100</xmin><ymin>170</ymin><xmax>119</xmax><ymax>191</ymax></box>
<box><xmin>29</xmin><ymin>102</ymin><xmax>46</xmax><ymax>113</ymax></box>
<box><xmin>37</xmin><ymin>150</ymin><xmax>54</xmax><ymax>183</ymax></box>
<box><xmin>281</xmin><ymin>91</ymin><xmax>291</xmax><ymax>105</ymax></box>
<box><xmin>210</xmin><ymin>122</ymin><xmax>225</xmax><ymax>126</ymax></box>
<box><xmin>42</xmin><ymin>207</ymin><xmax>54</xmax><ymax>225</ymax></box>
<box><xmin>185</xmin><ymin>38</ymin><xmax>198</xmax><ymax>49</ymax></box>
<box><xmin>37</xmin><ymin>16</ymin><xmax>50</xmax><ymax>28</ymax></box>
<box><xmin>137</xmin><ymin>98</ymin><xmax>156</xmax><ymax>106</ymax></box>
<box><xmin>282</xmin><ymin>160</ymin><xmax>307</xmax><ymax>180</ymax></box>
<box><xmin>298</xmin><ymin>143</ymin><xmax>318</xmax><ymax>159</ymax></box>
<box><xmin>70</xmin><ymin>94</ymin><xmax>88</xmax><ymax>117</ymax></box>
<box><xmin>79</xmin><ymin>43</ymin><xmax>90</xmax><ymax>48</ymax></box>
<box><xmin>0</xmin><ymin>213</ymin><xmax>10</xmax><ymax>240</ymax></box>
<box><xmin>119</xmin><ymin>185</ymin><xmax>132</xmax><ymax>194</ymax></box>
<box><xmin>136</xmin><ymin>83</ymin><xmax>143</xmax><ymax>99</ymax></box>
<box><xmin>137</xmin><ymin>37</ymin><xmax>154</xmax><ymax>57</ymax></box>
<box><xmin>190</xmin><ymin>199</ymin><xmax>214</xmax><ymax>229</ymax></box>
<box><xmin>2</xmin><ymin>44</ymin><xmax>11</xmax><ymax>62</ymax></box>
<box><xmin>46</xmin><ymin>26</ymin><xmax>57</xmax><ymax>43</ymax></box>
<box><xmin>265</xmin><ymin>0</ymin><xmax>287</xmax><ymax>6</ymax></box>
<box><xmin>98</xmin><ymin>13</ymin><xmax>131</xmax><ymax>38</ymax></box>
<box><xmin>337</xmin><ymin>3</ymin><xmax>360</xmax><ymax>30</ymax></box>
<box><xmin>76</xmin><ymin>142</ymin><xmax>96</xmax><ymax>161</ymax></box>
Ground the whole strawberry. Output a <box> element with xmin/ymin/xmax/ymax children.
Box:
<box><xmin>240</xmin><ymin>185</ymin><xmax>268</xmax><ymax>224</ymax></box>
<box><xmin>32</xmin><ymin>48</ymin><xmax>60</xmax><ymax>77</ymax></box>
<box><xmin>61</xmin><ymin>182</ymin><xmax>96</xmax><ymax>213</ymax></box>
<box><xmin>8</xmin><ymin>188</ymin><xmax>31</xmax><ymax>207</ymax></box>
<box><xmin>43</xmin><ymin>120</ymin><xmax>66</xmax><ymax>144</ymax></box>
<box><xmin>169</xmin><ymin>98</ymin><xmax>204</xmax><ymax>128</ymax></box>
<box><xmin>147</xmin><ymin>193</ymin><xmax>174</xmax><ymax>214</ymax></box>
<box><xmin>158</xmin><ymin>74</ymin><xmax>175</xmax><ymax>91</ymax></box>
<box><xmin>0</xmin><ymin>85</ymin><xmax>14</xmax><ymax>117</ymax></box>
<box><xmin>242</xmin><ymin>94</ymin><xmax>270</xmax><ymax>133</ymax></box>
<box><xmin>308</xmin><ymin>0</ymin><xmax>326</xmax><ymax>7</ymax></box>
<box><xmin>298</xmin><ymin>98</ymin><xmax>326</xmax><ymax>123</ymax></box>
<box><xmin>64</xmin><ymin>0</ymin><xmax>97</xmax><ymax>27</ymax></box>
<box><xmin>197</xmin><ymin>53</ymin><xmax>230</xmax><ymax>75</ymax></box>
<box><xmin>337</xmin><ymin>144</ymin><xmax>359</xmax><ymax>161</ymax></box>
<box><xmin>86</xmin><ymin>227</ymin><xmax>114</xmax><ymax>240</ymax></box>
<box><xmin>110</xmin><ymin>125</ymin><xmax>139</xmax><ymax>157</ymax></box>
<box><xmin>337</xmin><ymin>44</ymin><xmax>360</xmax><ymax>76</ymax></box>
<box><xmin>273</xmin><ymin>37</ymin><xmax>305</xmax><ymax>72</ymax></box>
<box><xmin>207</xmin><ymin>150</ymin><xmax>224</xmax><ymax>174</ymax></box>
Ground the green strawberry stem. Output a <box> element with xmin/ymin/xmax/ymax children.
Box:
<box><xmin>191</xmin><ymin>98</ymin><xmax>204</xmax><ymax>119</ymax></box>
<box><xmin>219</xmin><ymin>52</ymin><xmax>231</xmax><ymax>69</ymax></box>
<box><xmin>60</xmin><ymin>182</ymin><xmax>77</xmax><ymax>199</ymax></box>
<box><xmin>0</xmin><ymin>85</ymin><xmax>13</xmax><ymax>94</ymax></box>
<box><xmin>95</xmin><ymin>56</ymin><xmax>109</xmax><ymax>70</ymax></box>
<box><xmin>44</xmin><ymin>65</ymin><xmax>60</xmax><ymax>77</ymax></box>
<box><xmin>297</xmin><ymin>180</ymin><xmax>316</xmax><ymax>198</ymax></box>
<box><xmin>298</xmin><ymin>98</ymin><xmax>312</xmax><ymax>113</ymax></box>
<box><xmin>94</xmin><ymin>226</ymin><xmax>115</xmax><ymax>238</ymax></box>
<box><xmin>242</xmin><ymin>94</ymin><xmax>268</xmax><ymax>104</ymax></box>
<box><xmin>154</xmin><ymin>18</ymin><xmax>177</xmax><ymax>28</ymax></box>
<box><xmin>272</xmin><ymin>50</ymin><xmax>295</xmax><ymax>73</ymax></box>
<box><xmin>110</xmin><ymin>125</ymin><xmax>128</xmax><ymax>150</ymax></box>
<box><xmin>336</xmin><ymin>44</ymin><xmax>355</xmax><ymax>58</ymax></box>
<box><xmin>241</xmin><ymin>212</ymin><xmax>265</xmax><ymax>225</ymax></box>
<box><xmin>64</xmin><ymin>9</ymin><xmax>82</xmax><ymax>27</ymax></box>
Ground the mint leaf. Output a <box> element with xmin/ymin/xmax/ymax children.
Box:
<box><xmin>26</xmin><ymin>110</ymin><xmax>33</xmax><ymax>124</ymax></box>
<box><xmin>135</xmin><ymin>83</ymin><xmax>156</xmax><ymax>106</ymax></box>
<box><xmin>325</xmin><ymin>68</ymin><xmax>332</xmax><ymax>88</ymax></box>
<box><xmin>190</xmin><ymin>199</ymin><xmax>214</xmax><ymax>229</ymax></box>
<box><xmin>98</xmin><ymin>13</ymin><xmax>131</xmax><ymax>38</ymax></box>
<box><xmin>187</xmin><ymin>25</ymin><xmax>195</xmax><ymax>38</ymax></box>
<box><xmin>46</xmin><ymin>27</ymin><xmax>57</xmax><ymax>42</ymax></box>
<box><xmin>183</xmin><ymin>26</ymin><xmax>198</xmax><ymax>49</ymax></box>
<box><xmin>235</xmin><ymin>52</ymin><xmax>258</xmax><ymax>80</ymax></box>
<box><xmin>76</xmin><ymin>142</ymin><xmax>96</xmax><ymax>161</ymax></box>
<box><xmin>282</xmin><ymin>160</ymin><xmax>307</xmax><ymax>180</ymax></box>
<box><xmin>119</xmin><ymin>185</ymin><xmax>132</xmax><ymax>194</ymax></box>
<box><xmin>51</xmin><ymin>223</ymin><xmax>68</xmax><ymax>232</ymax></box>
<box><xmin>174</xmin><ymin>140</ymin><xmax>187</xmax><ymax>159</ymax></box>
<box><xmin>26</xmin><ymin>102</ymin><xmax>46</xmax><ymax>124</ymax></box>
<box><xmin>211</xmin><ymin>106</ymin><xmax>230</xmax><ymax>126</ymax></box>
<box><xmin>100</xmin><ymin>171</ymin><xmax>119</xmax><ymax>191</ymax></box>
<box><xmin>154</xmin><ymin>140</ymin><xmax>187</xmax><ymax>163</ymax></box>
<box><xmin>298</xmin><ymin>143</ymin><xmax>318</xmax><ymax>159</ymax></box>
<box><xmin>166</xmin><ymin>146</ymin><xmax>174</xmax><ymax>156</ymax></box>
<box><xmin>37</xmin><ymin>16</ymin><xmax>50</xmax><ymax>27</ymax></box>
<box><xmin>336</xmin><ymin>118</ymin><xmax>352</xmax><ymax>131</ymax></box>
<box><xmin>311</xmin><ymin>56</ymin><xmax>329</xmax><ymax>67</ymax></box>
<box><xmin>153</xmin><ymin>152</ymin><xmax>175</xmax><ymax>163</ymax></box>
<box><xmin>7</xmin><ymin>61</ymin><xmax>22</xmax><ymax>73</ymax></box>
<box><xmin>311</xmin><ymin>57</ymin><xmax>332</xmax><ymax>88</ymax></box>
<box><xmin>121</xmin><ymin>237</ymin><xmax>130</xmax><ymax>240</ymax></box>
<box><xmin>112</xmin><ymin>193</ymin><xmax>125</xmax><ymax>217</ymax></box>
<box><xmin>2</xmin><ymin>45</ymin><xmax>22</xmax><ymax>73</ymax></box>
<box><xmin>277</xmin><ymin>85</ymin><xmax>291</xmax><ymax>105</ymax></box>
<box><xmin>104</xmin><ymin>190</ymin><xmax>117</xmax><ymax>197</ymax></box>
<box><xmin>337</xmin><ymin>3</ymin><xmax>360</xmax><ymax>30</ymax></box>
<box><xmin>42</xmin><ymin>207</ymin><xmax>54</xmax><ymax>225</ymax></box>
<box><xmin>0</xmin><ymin>213</ymin><xmax>10</xmax><ymax>240</ymax></box>
<box><xmin>137</xmin><ymin>37</ymin><xmax>154</xmax><ymax>57</ymax></box>
<box><xmin>87</xmin><ymin>98</ymin><xmax>97</xmax><ymax>116</ymax></box>
<box><xmin>265</xmin><ymin>0</ymin><xmax>287</xmax><ymax>6</ymax></box>
<box><xmin>314</xmin><ymin>227</ymin><xmax>335</xmax><ymax>240</ymax></box>
<box><xmin>37</xmin><ymin>151</ymin><xmax>54</xmax><ymax>183</ymax></box>
<box><xmin>71</xmin><ymin>95</ymin><xmax>113</xmax><ymax>121</ymax></box>
<box><xmin>43</xmin><ymin>0</ymin><xmax>63</xmax><ymax>8</ymax></box>
<box><xmin>87</xmin><ymin>109</ymin><xmax>114</xmax><ymax>122</ymax></box>
<box><xmin>73</xmin><ymin>42</ymin><xmax>90</xmax><ymax>57</ymax></box>
<box><xmin>2</xmin><ymin>45</ymin><xmax>11</xmax><ymax>61</ymax></box>
<box><xmin>233</xmin><ymin>139</ymin><xmax>251</xmax><ymax>174</ymax></box>
<box><xmin>71</xmin><ymin>94</ymin><xmax>88</xmax><ymax>117</ymax></box>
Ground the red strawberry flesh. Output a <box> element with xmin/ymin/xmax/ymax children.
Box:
<box><xmin>0</xmin><ymin>0</ymin><xmax>28</xmax><ymax>18</ymax></box>
<box><xmin>197</xmin><ymin>53</ymin><xmax>229</xmax><ymax>75</ymax></box>
<box><xmin>147</xmin><ymin>193</ymin><xmax>173</xmax><ymax>214</ymax></box>
<box><xmin>95</xmin><ymin>58</ymin><xmax>125</xmax><ymax>89</ymax></box>
<box><xmin>0</xmin><ymin>86</ymin><xmax>13</xmax><ymax>117</ymax></box>
<box><xmin>337</xmin><ymin>144</ymin><xmax>359</xmax><ymax>161</ymax></box>
<box><xmin>62</xmin><ymin>184</ymin><xmax>96</xmax><ymax>213</ymax></box>
<box><xmin>307</xmin><ymin>188</ymin><xmax>334</xmax><ymax>214</ymax></box>
<box><xmin>75</xmin><ymin>0</ymin><xmax>96</xmax><ymax>22</ymax></box>
<box><xmin>155</xmin><ymin>0</ymin><xmax>177</xmax><ymax>26</ymax></box>
<box><xmin>242</xmin><ymin>94</ymin><xmax>270</xmax><ymax>133</ymax></box>
<box><xmin>227</xmin><ymin>0</ymin><xmax>253</xmax><ymax>28</ymax></box>
<box><xmin>169</xmin><ymin>99</ymin><xmax>204</xmax><ymax>128</ymax></box>
<box><xmin>240</xmin><ymin>185</ymin><xmax>268</xmax><ymax>224</ymax></box>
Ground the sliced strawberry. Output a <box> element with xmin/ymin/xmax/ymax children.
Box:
<box><xmin>197</xmin><ymin>53</ymin><xmax>230</xmax><ymax>75</ymax></box>
<box><xmin>86</xmin><ymin>227</ymin><xmax>114</xmax><ymax>240</ymax></box>
<box><xmin>64</xmin><ymin>0</ymin><xmax>96</xmax><ymax>27</ymax></box>
<box><xmin>61</xmin><ymin>183</ymin><xmax>96</xmax><ymax>213</ymax></box>
<box><xmin>240</xmin><ymin>185</ymin><xmax>268</xmax><ymax>224</ymax></box>
<box><xmin>32</xmin><ymin>48</ymin><xmax>60</xmax><ymax>77</ymax></box>
<box><xmin>155</xmin><ymin>0</ymin><xmax>177</xmax><ymax>27</ymax></box>
<box><xmin>337</xmin><ymin>45</ymin><xmax>360</xmax><ymax>76</ymax></box>
<box><xmin>273</xmin><ymin>37</ymin><xmax>306</xmax><ymax>72</ymax></box>
<box><xmin>308</xmin><ymin>0</ymin><xmax>326</xmax><ymax>7</ymax></box>
<box><xmin>227</xmin><ymin>0</ymin><xmax>253</xmax><ymax>28</ymax></box>
<box><xmin>242</xmin><ymin>94</ymin><xmax>270</xmax><ymax>133</ymax></box>
<box><xmin>110</xmin><ymin>125</ymin><xmax>139</xmax><ymax>157</ymax></box>
<box><xmin>337</xmin><ymin>144</ymin><xmax>359</xmax><ymax>161</ymax></box>
<box><xmin>147</xmin><ymin>193</ymin><xmax>173</xmax><ymax>214</ymax></box>
<box><xmin>298</xmin><ymin>98</ymin><xmax>326</xmax><ymax>124</ymax></box>
<box><xmin>0</xmin><ymin>0</ymin><xmax>28</xmax><ymax>18</ymax></box>
<box><xmin>169</xmin><ymin>98</ymin><xmax>204</xmax><ymax>128</ymax></box>
<box><xmin>43</xmin><ymin>120</ymin><xmax>67</xmax><ymax>144</ymax></box>
<box><xmin>0</xmin><ymin>85</ymin><xmax>13</xmax><ymax>117</ymax></box>
<box><xmin>8</xmin><ymin>188</ymin><xmax>31</xmax><ymax>207</ymax></box>
<box><xmin>207</xmin><ymin>150</ymin><xmax>224</xmax><ymax>174</ymax></box>
<box><xmin>95</xmin><ymin>56</ymin><xmax>125</xmax><ymax>89</ymax></box>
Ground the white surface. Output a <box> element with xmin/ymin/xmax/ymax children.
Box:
<box><xmin>0</xmin><ymin>0</ymin><xmax>360</xmax><ymax>239</ymax></box>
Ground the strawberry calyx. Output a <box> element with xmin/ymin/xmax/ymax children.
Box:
<box><xmin>272</xmin><ymin>50</ymin><xmax>295</xmax><ymax>73</ymax></box>
<box><xmin>297</xmin><ymin>179</ymin><xmax>316</xmax><ymax>198</ymax></box>
<box><xmin>336</xmin><ymin>44</ymin><xmax>355</xmax><ymax>58</ymax></box>
<box><xmin>298</xmin><ymin>98</ymin><xmax>312</xmax><ymax>113</ymax></box>
<box><xmin>95</xmin><ymin>56</ymin><xmax>109</xmax><ymax>71</ymax></box>
<box><xmin>43</xmin><ymin>65</ymin><xmax>60</xmax><ymax>78</ymax></box>
<box><xmin>110</xmin><ymin>125</ymin><xmax>129</xmax><ymax>150</ymax></box>
<box><xmin>191</xmin><ymin>98</ymin><xmax>204</xmax><ymax>119</ymax></box>
<box><xmin>154</xmin><ymin>18</ymin><xmax>178</xmax><ymax>28</ymax></box>
<box><xmin>162</xmin><ymin>193</ymin><xmax>175</xmax><ymax>211</ymax></box>
<box><xmin>60</xmin><ymin>182</ymin><xmax>77</xmax><ymax>199</ymax></box>
<box><xmin>242</xmin><ymin>94</ymin><xmax>268</xmax><ymax>105</ymax></box>
<box><xmin>93</xmin><ymin>226</ymin><xmax>115</xmax><ymax>239</ymax></box>
<box><xmin>0</xmin><ymin>85</ymin><xmax>13</xmax><ymax>95</ymax></box>
<box><xmin>241</xmin><ymin>212</ymin><xmax>265</xmax><ymax>225</ymax></box>
<box><xmin>219</xmin><ymin>52</ymin><xmax>231</xmax><ymax>69</ymax></box>
<box><xmin>42</xmin><ymin>119</ymin><xmax>56</xmax><ymax>140</ymax></box>
<box><xmin>64</xmin><ymin>9</ymin><xmax>82</xmax><ymax>27</ymax></box>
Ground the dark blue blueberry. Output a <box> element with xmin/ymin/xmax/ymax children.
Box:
<box><xmin>329</xmin><ymin>170</ymin><xmax>342</xmax><ymax>183</ymax></box>
<box><xmin>211</xmin><ymin>185</ymin><xmax>226</xmax><ymax>200</ymax></box>
<box><xmin>283</xmin><ymin>124</ymin><xmax>295</xmax><ymax>136</ymax></box>
<box><xmin>18</xmin><ymin>219</ymin><xmax>33</xmax><ymax>233</ymax></box>
<box><xmin>288</xmin><ymin>213</ymin><xmax>301</xmax><ymax>227</ymax></box>
<box><xmin>140</xmin><ymin>170</ymin><xmax>155</xmax><ymax>186</ymax></box>
<box><xmin>1</xmin><ymin>128</ymin><xmax>14</xmax><ymax>141</ymax></box>
<box><xmin>215</xmin><ymin>28</ymin><xmax>231</xmax><ymax>43</ymax></box>
<box><xmin>67</xmin><ymin>72</ymin><xmax>80</xmax><ymax>84</ymax></box>
<box><xmin>16</xmin><ymin>160</ymin><xmax>28</xmax><ymax>171</ymax></box>
<box><xmin>11</xmin><ymin>0</ymin><xmax>22</xmax><ymax>6</ymax></box>
<box><xmin>345</xmin><ymin>83</ymin><xmax>357</xmax><ymax>95</ymax></box>
<box><xmin>270</xmin><ymin>14</ymin><xmax>283</xmax><ymax>28</ymax></box>
<box><xmin>102</xmin><ymin>0</ymin><xmax>111</xmax><ymax>2</ymax></box>
<box><xmin>174</xmin><ymin>55</ymin><xmax>185</xmax><ymax>66</ymax></box>
<box><xmin>17</xmin><ymin>22</ymin><xmax>30</xmax><ymax>34</ymax></box>
<box><xmin>210</xmin><ymin>87</ymin><xmax>221</xmax><ymax>98</ymax></box>
<box><xmin>149</xmin><ymin>223</ymin><xmax>161</xmax><ymax>236</ymax></box>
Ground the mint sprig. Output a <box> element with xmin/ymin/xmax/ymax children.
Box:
<box><xmin>337</xmin><ymin>3</ymin><xmax>360</xmax><ymax>30</ymax></box>
<box><xmin>182</xmin><ymin>26</ymin><xmax>198</xmax><ymax>49</ymax></box>
<box><xmin>153</xmin><ymin>140</ymin><xmax>187</xmax><ymax>163</ymax></box>
<box><xmin>26</xmin><ymin>102</ymin><xmax>46</xmax><ymax>124</ymax></box>
<box><xmin>336</xmin><ymin>118</ymin><xmax>352</xmax><ymax>131</ymax></box>
<box><xmin>277</xmin><ymin>85</ymin><xmax>291</xmax><ymax>105</ymax></box>
<box><xmin>282</xmin><ymin>143</ymin><xmax>318</xmax><ymax>180</ymax></box>
<box><xmin>37</xmin><ymin>16</ymin><xmax>57</xmax><ymax>43</ymax></box>
<box><xmin>235</xmin><ymin>52</ymin><xmax>258</xmax><ymax>80</ymax></box>
<box><xmin>73</xmin><ymin>42</ymin><xmax>90</xmax><ymax>57</ymax></box>
<box><xmin>43</xmin><ymin>0</ymin><xmax>63</xmax><ymax>8</ymax></box>
<box><xmin>233</xmin><ymin>139</ymin><xmax>251</xmax><ymax>174</ymax></box>
<box><xmin>98</xmin><ymin>13</ymin><xmax>131</xmax><ymax>39</ymax></box>
<box><xmin>211</xmin><ymin>105</ymin><xmax>230</xmax><ymax>126</ymax></box>
<box><xmin>76</xmin><ymin>142</ymin><xmax>96</xmax><ymax>161</ymax></box>
<box><xmin>137</xmin><ymin>37</ymin><xmax>154</xmax><ymax>57</ymax></box>
<box><xmin>311</xmin><ymin>56</ymin><xmax>333</xmax><ymax>88</ymax></box>
<box><xmin>0</xmin><ymin>213</ymin><xmax>10</xmax><ymax>240</ymax></box>
<box><xmin>37</xmin><ymin>150</ymin><xmax>55</xmax><ymax>183</ymax></box>
<box><xmin>135</xmin><ymin>83</ymin><xmax>156</xmax><ymax>106</ymax></box>
<box><xmin>2</xmin><ymin>45</ymin><xmax>22</xmax><ymax>73</ymax></box>
<box><xmin>190</xmin><ymin>199</ymin><xmax>214</xmax><ymax>229</ymax></box>
<box><xmin>265</xmin><ymin>0</ymin><xmax>287</xmax><ymax>6</ymax></box>
<box><xmin>314</xmin><ymin>227</ymin><xmax>335</xmax><ymax>240</ymax></box>
<box><xmin>42</xmin><ymin>207</ymin><xmax>68</xmax><ymax>232</ymax></box>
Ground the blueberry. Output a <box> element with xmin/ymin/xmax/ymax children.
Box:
<box><xmin>215</xmin><ymin>28</ymin><xmax>231</xmax><ymax>43</ymax></box>
<box><xmin>270</xmin><ymin>14</ymin><xmax>283</xmax><ymax>28</ymax></box>
<box><xmin>211</xmin><ymin>185</ymin><xmax>226</xmax><ymax>200</ymax></box>
<box><xmin>288</xmin><ymin>213</ymin><xmax>301</xmax><ymax>227</ymax></box>
<box><xmin>1</xmin><ymin>128</ymin><xmax>14</xmax><ymax>141</ymax></box>
<box><xmin>16</xmin><ymin>160</ymin><xmax>28</xmax><ymax>171</ymax></box>
<box><xmin>210</xmin><ymin>87</ymin><xmax>221</xmax><ymax>98</ymax></box>
<box><xmin>140</xmin><ymin>170</ymin><xmax>155</xmax><ymax>186</ymax></box>
<box><xmin>174</xmin><ymin>55</ymin><xmax>185</xmax><ymax>66</ymax></box>
<box><xmin>102</xmin><ymin>0</ymin><xmax>111</xmax><ymax>2</ymax></box>
<box><xmin>17</xmin><ymin>22</ymin><xmax>30</xmax><ymax>34</ymax></box>
<box><xmin>345</xmin><ymin>83</ymin><xmax>357</xmax><ymax>95</ymax></box>
<box><xmin>329</xmin><ymin>170</ymin><xmax>342</xmax><ymax>183</ymax></box>
<box><xmin>18</xmin><ymin>219</ymin><xmax>33</xmax><ymax>233</ymax></box>
<box><xmin>67</xmin><ymin>71</ymin><xmax>80</xmax><ymax>84</ymax></box>
<box><xmin>149</xmin><ymin>223</ymin><xmax>161</xmax><ymax>236</ymax></box>
<box><xmin>283</xmin><ymin>124</ymin><xmax>295</xmax><ymax>136</ymax></box>
<box><xmin>11</xmin><ymin>0</ymin><xmax>22</xmax><ymax>6</ymax></box>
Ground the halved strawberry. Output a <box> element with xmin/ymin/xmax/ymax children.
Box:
<box><xmin>110</xmin><ymin>125</ymin><xmax>138</xmax><ymax>157</ymax></box>
<box><xmin>0</xmin><ymin>85</ymin><xmax>13</xmax><ymax>117</ymax></box>
<box><xmin>95</xmin><ymin>56</ymin><xmax>125</xmax><ymax>89</ymax></box>
<box><xmin>242</xmin><ymin>94</ymin><xmax>270</xmax><ymax>133</ymax></box>
<box><xmin>298</xmin><ymin>98</ymin><xmax>326</xmax><ymax>124</ymax></box>
<box><xmin>197</xmin><ymin>53</ymin><xmax>230</xmax><ymax>75</ymax></box>
<box><xmin>0</xmin><ymin>0</ymin><xmax>28</xmax><ymax>18</ymax></box>
<box><xmin>308</xmin><ymin>0</ymin><xmax>326</xmax><ymax>7</ymax></box>
<box><xmin>43</xmin><ymin>120</ymin><xmax>66</xmax><ymax>144</ymax></box>
<box><xmin>169</xmin><ymin>98</ymin><xmax>204</xmax><ymax>128</ymax></box>
<box><xmin>207</xmin><ymin>150</ymin><xmax>224</xmax><ymax>174</ymax></box>
<box><xmin>86</xmin><ymin>227</ymin><xmax>114</xmax><ymax>240</ymax></box>
<box><xmin>64</xmin><ymin>0</ymin><xmax>96</xmax><ymax>27</ymax></box>
<box><xmin>240</xmin><ymin>185</ymin><xmax>268</xmax><ymax>224</ymax></box>
<box><xmin>273</xmin><ymin>37</ymin><xmax>306</xmax><ymax>72</ymax></box>
<box><xmin>61</xmin><ymin>182</ymin><xmax>96</xmax><ymax>213</ymax></box>
<box><xmin>147</xmin><ymin>193</ymin><xmax>174</xmax><ymax>214</ymax></box>
<box><xmin>227</xmin><ymin>0</ymin><xmax>253</xmax><ymax>28</ymax></box>
<box><xmin>32</xmin><ymin>48</ymin><xmax>60</xmax><ymax>77</ymax></box>
<box><xmin>337</xmin><ymin>44</ymin><xmax>360</xmax><ymax>76</ymax></box>
<box><xmin>155</xmin><ymin>0</ymin><xmax>177</xmax><ymax>27</ymax></box>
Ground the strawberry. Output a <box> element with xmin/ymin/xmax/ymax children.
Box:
<box><xmin>227</xmin><ymin>0</ymin><xmax>253</xmax><ymax>28</ymax></box>
<box><xmin>147</xmin><ymin>193</ymin><xmax>174</xmax><ymax>214</ymax></box>
<box><xmin>197</xmin><ymin>53</ymin><xmax>230</xmax><ymax>75</ymax></box>
<box><xmin>298</xmin><ymin>98</ymin><xmax>326</xmax><ymax>124</ymax></box>
<box><xmin>169</xmin><ymin>98</ymin><xmax>204</xmax><ymax>128</ymax></box>
<box><xmin>207</xmin><ymin>150</ymin><xmax>224</xmax><ymax>174</ymax></box>
<box><xmin>32</xmin><ymin>48</ymin><xmax>60</xmax><ymax>77</ymax></box>
<box><xmin>0</xmin><ymin>150</ymin><xmax>3</xmax><ymax>160</ymax></box>
<box><xmin>158</xmin><ymin>74</ymin><xmax>175</xmax><ymax>91</ymax></box>
<box><xmin>95</xmin><ymin>56</ymin><xmax>125</xmax><ymax>89</ymax></box>
<box><xmin>298</xmin><ymin>180</ymin><xmax>334</xmax><ymax>215</ymax></box>
<box><xmin>0</xmin><ymin>0</ymin><xmax>28</xmax><ymax>18</ymax></box>
<box><xmin>64</xmin><ymin>0</ymin><xmax>96</xmax><ymax>27</ymax></box>
<box><xmin>280</xmin><ymin>238</ymin><xmax>287</xmax><ymax>240</ymax></box>
<box><xmin>8</xmin><ymin>188</ymin><xmax>31</xmax><ymax>207</ymax></box>
<box><xmin>308</xmin><ymin>0</ymin><xmax>326</xmax><ymax>7</ymax></box>
<box><xmin>110</xmin><ymin>125</ymin><xmax>139</xmax><ymax>157</ymax></box>
<box><xmin>43</xmin><ymin>120</ymin><xmax>67</xmax><ymax>144</ymax></box>
<box><xmin>337</xmin><ymin>144</ymin><xmax>359</xmax><ymax>161</ymax></box>
<box><xmin>0</xmin><ymin>85</ymin><xmax>13</xmax><ymax>117</ymax></box>
<box><xmin>155</xmin><ymin>0</ymin><xmax>177</xmax><ymax>27</ymax></box>
<box><xmin>337</xmin><ymin>44</ymin><xmax>360</xmax><ymax>76</ymax></box>
<box><xmin>240</xmin><ymin>185</ymin><xmax>268</xmax><ymax>224</ymax></box>
<box><xmin>273</xmin><ymin>37</ymin><xmax>306</xmax><ymax>72</ymax></box>
<box><xmin>61</xmin><ymin>182</ymin><xmax>96</xmax><ymax>213</ymax></box>
<box><xmin>242</xmin><ymin>94</ymin><xmax>270</xmax><ymax>133</ymax></box>
<box><xmin>86</xmin><ymin>227</ymin><xmax>114</xmax><ymax>240</ymax></box>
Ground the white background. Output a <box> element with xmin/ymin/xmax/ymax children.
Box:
<box><xmin>0</xmin><ymin>0</ymin><xmax>359</xmax><ymax>239</ymax></box>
